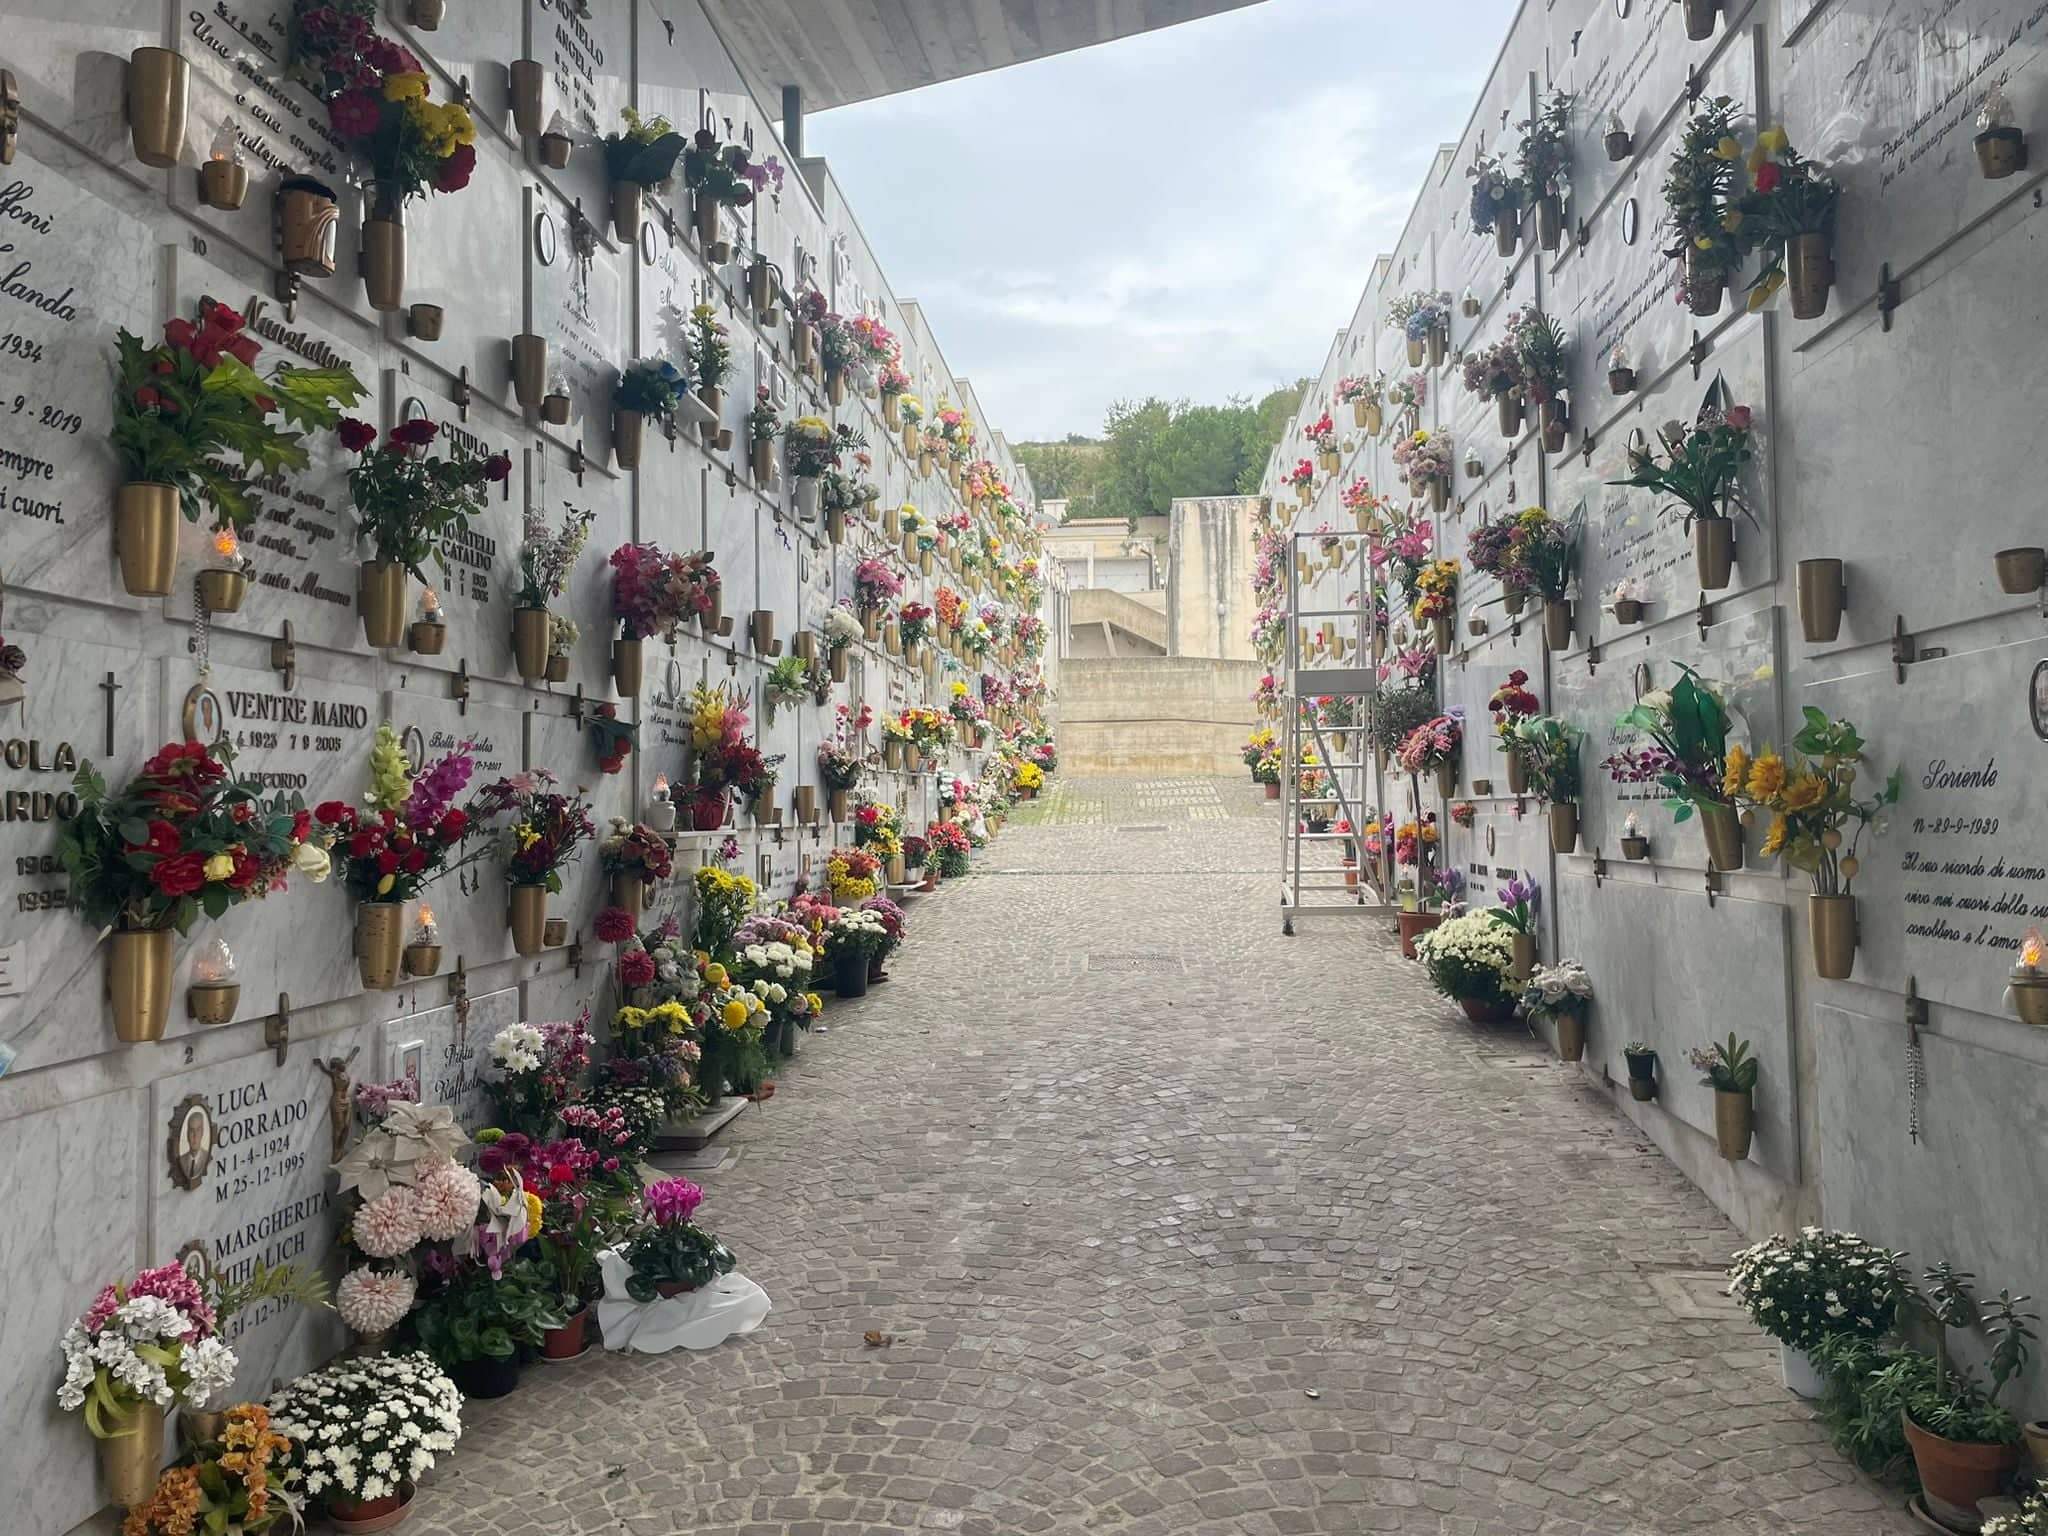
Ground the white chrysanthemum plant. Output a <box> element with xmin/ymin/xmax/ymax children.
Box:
<box><xmin>1412</xmin><ymin>911</ymin><xmax>1517</xmax><ymax>1007</ymax></box>
<box><xmin>267</xmin><ymin>1351</ymin><xmax>463</xmax><ymax>1512</ymax></box>
<box><xmin>332</xmin><ymin>1099</ymin><xmax>481</xmax><ymax>1343</ymax></box>
<box><xmin>1520</xmin><ymin>958</ymin><xmax>1593</xmax><ymax>1022</ymax></box>
<box><xmin>1724</xmin><ymin>1227</ymin><xmax>1903</xmax><ymax>1354</ymax></box>
<box><xmin>57</xmin><ymin>1263</ymin><xmax>239</xmax><ymax>1431</ymax></box>
<box><xmin>488</xmin><ymin>1021</ymin><xmax>545</xmax><ymax>1075</ymax></box>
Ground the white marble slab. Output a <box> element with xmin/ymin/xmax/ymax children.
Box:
<box><xmin>376</xmin><ymin>982</ymin><xmax>516</xmax><ymax>1134</ymax></box>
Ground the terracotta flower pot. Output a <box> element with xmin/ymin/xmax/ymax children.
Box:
<box><xmin>1263</xmin><ymin>781</ymin><xmax>1281</xmax><ymax>800</ymax></box>
<box><xmin>1809</xmin><ymin>894</ymin><xmax>1857</xmax><ymax>979</ymax></box>
<box><xmin>1901</xmin><ymin>1415</ymin><xmax>2021</xmax><ymax>1531</ymax></box>
<box><xmin>541</xmin><ymin>1305</ymin><xmax>591</xmax><ymax>1361</ymax></box>
<box><xmin>1714</xmin><ymin>1088</ymin><xmax>1753</xmax><ymax>1161</ymax></box>
<box><xmin>1397</xmin><ymin>908</ymin><xmax>1441</xmax><ymax>959</ymax></box>
<box><xmin>1694</xmin><ymin>516</ymin><xmax>1734</xmax><ymax>591</ymax></box>
<box><xmin>1460</xmin><ymin>995</ymin><xmax>1518</xmax><ymax>1025</ymax></box>
<box><xmin>114</xmin><ymin>482</ymin><xmax>180</xmax><ymax>597</ymax></box>
<box><xmin>1786</xmin><ymin>232</ymin><xmax>1833</xmax><ymax>320</ymax></box>
<box><xmin>508</xmin><ymin>885</ymin><xmax>547</xmax><ymax>956</ymax></box>
<box><xmin>326</xmin><ymin>1484</ymin><xmax>415</xmax><ymax>1533</ymax></box>
<box><xmin>108</xmin><ymin>928</ymin><xmax>172</xmax><ymax>1043</ymax></box>
<box><xmin>359</xmin><ymin>559</ymin><xmax>408</xmax><ymax>648</ymax></box>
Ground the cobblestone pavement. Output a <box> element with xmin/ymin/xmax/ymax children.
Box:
<box><xmin>413</xmin><ymin>776</ymin><xmax>1912</xmax><ymax>1536</ymax></box>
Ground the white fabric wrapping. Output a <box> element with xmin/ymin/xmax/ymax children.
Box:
<box><xmin>595</xmin><ymin>1247</ymin><xmax>772</xmax><ymax>1354</ymax></box>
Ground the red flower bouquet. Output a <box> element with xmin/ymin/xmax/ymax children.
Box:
<box><xmin>610</xmin><ymin>542</ymin><xmax>720</xmax><ymax>642</ymax></box>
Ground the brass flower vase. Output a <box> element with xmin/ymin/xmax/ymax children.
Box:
<box><xmin>108</xmin><ymin>928</ymin><xmax>172</xmax><ymax>1043</ymax></box>
<box><xmin>198</xmin><ymin>157</ymin><xmax>248</xmax><ymax>209</ymax></box>
<box><xmin>511</xmin><ymin>333</ymin><xmax>548</xmax><ymax>409</ymax></box>
<box><xmin>100</xmin><ymin>1401</ymin><xmax>166</xmax><ymax>1509</ymax></box>
<box><xmin>403</xmin><ymin>941</ymin><xmax>442</xmax><ymax>978</ymax></box>
<box><xmin>360</xmin><ymin>188</ymin><xmax>405</xmax><ymax>313</ymax></box>
<box><xmin>543</xmin><ymin>916</ymin><xmax>568</xmax><ymax>948</ymax></box>
<box><xmin>1505</xmin><ymin>754</ymin><xmax>1528</xmax><ymax>796</ymax></box>
<box><xmin>509</xmin><ymin>59</ymin><xmax>544</xmax><ymax>136</ymax></box>
<box><xmin>545</xmin><ymin>652</ymin><xmax>569</xmax><ymax>682</ymax></box>
<box><xmin>612</xmin><ymin>636</ymin><xmax>643</xmax><ymax>698</ymax></box>
<box><xmin>1548</xmin><ymin>801</ymin><xmax>1579</xmax><ymax>854</ymax></box>
<box><xmin>1995</xmin><ymin>546</ymin><xmax>2046</xmax><ymax>594</ymax></box>
<box><xmin>611</xmin><ymin>180</ymin><xmax>642</xmax><ymax>243</ymax></box>
<box><xmin>751</xmin><ymin>438</ymin><xmax>774</xmax><ymax>482</ymax></box>
<box><xmin>1510</xmin><ymin>933</ymin><xmax>1536</xmax><ymax>980</ymax></box>
<box><xmin>1682</xmin><ymin>0</ymin><xmax>1719</xmax><ymax>41</ymax></box>
<box><xmin>186</xmin><ymin>980</ymin><xmax>238</xmax><ymax>1026</ymax></box>
<box><xmin>614</xmin><ymin>408</ymin><xmax>643</xmax><ymax>470</ymax></box>
<box><xmin>1796</xmin><ymin>558</ymin><xmax>1846</xmax><ymax>642</ymax></box>
<box><xmin>1786</xmin><ymin>232</ymin><xmax>1832</xmax><ymax>320</ymax></box>
<box><xmin>610</xmin><ymin>871</ymin><xmax>644</xmax><ymax>920</ymax></box>
<box><xmin>358</xmin><ymin>559</ymin><xmax>408</xmax><ymax>648</ymax></box>
<box><xmin>1536</xmin><ymin>193</ymin><xmax>1564</xmax><ymax>252</ymax></box>
<box><xmin>1977</xmin><ymin>126</ymin><xmax>2027</xmax><ymax>179</ymax></box>
<box><xmin>1714</xmin><ymin>1088</ymin><xmax>1753</xmax><ymax>1161</ymax></box>
<box><xmin>1542</xmin><ymin>599</ymin><xmax>1572</xmax><ymax>651</ymax></box>
<box><xmin>1554</xmin><ymin>1011</ymin><xmax>1585</xmax><ymax>1062</ymax></box>
<box><xmin>1693</xmin><ymin>516</ymin><xmax>1734</xmax><ymax>591</ymax></box>
<box><xmin>277</xmin><ymin>177</ymin><xmax>340</xmax><ymax>277</ymax></box>
<box><xmin>409</xmin><ymin>619</ymin><xmax>447</xmax><ymax>655</ymax></box>
<box><xmin>509</xmin><ymin>885</ymin><xmax>547</xmax><ymax>956</ymax></box>
<box><xmin>1494</xmin><ymin>217</ymin><xmax>1518</xmax><ymax>258</ymax></box>
<box><xmin>1809</xmin><ymin>894</ymin><xmax>1857</xmax><ymax>979</ymax></box>
<box><xmin>355</xmin><ymin>902</ymin><xmax>406</xmax><ymax>990</ymax></box>
<box><xmin>114</xmin><ymin>483</ymin><xmax>180</xmax><ymax>597</ymax></box>
<box><xmin>126</xmin><ymin>48</ymin><xmax>188</xmax><ymax>169</ymax></box>
<box><xmin>1699</xmin><ymin>799</ymin><xmax>1745</xmax><ymax>871</ymax></box>
<box><xmin>539</xmin><ymin>132</ymin><xmax>572</xmax><ymax>168</ymax></box>
<box><xmin>1497</xmin><ymin>394</ymin><xmax>1523</xmax><ymax>439</ymax></box>
<box><xmin>512</xmin><ymin>606</ymin><xmax>550</xmax><ymax>682</ymax></box>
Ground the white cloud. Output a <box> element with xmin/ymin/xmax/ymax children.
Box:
<box><xmin>811</xmin><ymin>0</ymin><xmax>1514</xmax><ymax>440</ymax></box>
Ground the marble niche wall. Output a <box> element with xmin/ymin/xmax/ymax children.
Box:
<box><xmin>1263</xmin><ymin>0</ymin><xmax>2048</xmax><ymax>1411</ymax></box>
<box><xmin>0</xmin><ymin>2</ymin><xmax>1059</xmax><ymax>1531</ymax></box>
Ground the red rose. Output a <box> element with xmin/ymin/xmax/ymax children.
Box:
<box><xmin>201</xmin><ymin>301</ymin><xmax>246</xmax><ymax>332</ymax></box>
<box><xmin>434</xmin><ymin>143</ymin><xmax>476</xmax><ymax>193</ymax></box>
<box><xmin>223</xmin><ymin>334</ymin><xmax>262</xmax><ymax>368</ymax></box>
<box><xmin>482</xmin><ymin>452</ymin><xmax>513</xmax><ymax>483</ymax></box>
<box><xmin>375</xmin><ymin>849</ymin><xmax>400</xmax><ymax>875</ymax></box>
<box><xmin>128</xmin><ymin>819</ymin><xmax>181</xmax><ymax>855</ymax></box>
<box><xmin>227</xmin><ymin>850</ymin><xmax>263</xmax><ymax>890</ymax></box>
<box><xmin>436</xmin><ymin>809</ymin><xmax>468</xmax><ymax>840</ymax></box>
<box><xmin>314</xmin><ymin>800</ymin><xmax>353</xmax><ymax>825</ymax></box>
<box><xmin>403</xmin><ymin>847</ymin><xmax>428</xmax><ymax>874</ymax></box>
<box><xmin>151</xmin><ymin>851</ymin><xmax>207</xmax><ymax>898</ymax></box>
<box><xmin>348</xmin><ymin>829</ymin><xmax>382</xmax><ymax>858</ymax></box>
<box><xmin>163</xmin><ymin>318</ymin><xmax>198</xmax><ymax>351</ymax></box>
<box><xmin>618</xmin><ymin>949</ymin><xmax>655</xmax><ymax>987</ymax></box>
<box><xmin>132</xmin><ymin>386</ymin><xmax>177</xmax><ymax>414</ymax></box>
<box><xmin>390</xmin><ymin>417</ymin><xmax>439</xmax><ymax>448</ymax></box>
<box><xmin>291</xmin><ymin>810</ymin><xmax>312</xmax><ymax>841</ymax></box>
<box><xmin>329</xmin><ymin>89</ymin><xmax>382</xmax><ymax>139</ymax></box>
<box><xmin>337</xmin><ymin>418</ymin><xmax>378</xmax><ymax>452</ymax></box>
<box><xmin>1753</xmin><ymin>161</ymin><xmax>1782</xmax><ymax>193</ymax></box>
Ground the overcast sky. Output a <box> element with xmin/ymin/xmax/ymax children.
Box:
<box><xmin>809</xmin><ymin>0</ymin><xmax>1517</xmax><ymax>443</ymax></box>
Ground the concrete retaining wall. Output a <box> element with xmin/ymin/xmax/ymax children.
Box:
<box><xmin>1060</xmin><ymin>658</ymin><xmax>1262</xmax><ymax>776</ymax></box>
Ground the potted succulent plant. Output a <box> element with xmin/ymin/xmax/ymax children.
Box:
<box><xmin>1622</xmin><ymin>1041</ymin><xmax>1657</xmax><ymax>1099</ymax></box>
<box><xmin>1692</xmin><ymin>1034</ymin><xmax>1758</xmax><ymax>1160</ymax></box>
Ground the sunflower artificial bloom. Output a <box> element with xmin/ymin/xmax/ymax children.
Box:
<box><xmin>1722</xmin><ymin>744</ymin><xmax>1750</xmax><ymax>799</ymax></box>
<box><xmin>1746</xmin><ymin>750</ymin><xmax>1787</xmax><ymax>802</ymax></box>
<box><xmin>1781</xmin><ymin>774</ymin><xmax>1827</xmax><ymax>812</ymax></box>
<box><xmin>383</xmin><ymin>71</ymin><xmax>430</xmax><ymax>102</ymax></box>
<box><xmin>1761</xmin><ymin>814</ymin><xmax>1790</xmax><ymax>856</ymax></box>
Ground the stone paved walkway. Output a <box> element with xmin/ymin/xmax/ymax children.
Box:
<box><xmin>413</xmin><ymin>776</ymin><xmax>1913</xmax><ymax>1536</ymax></box>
